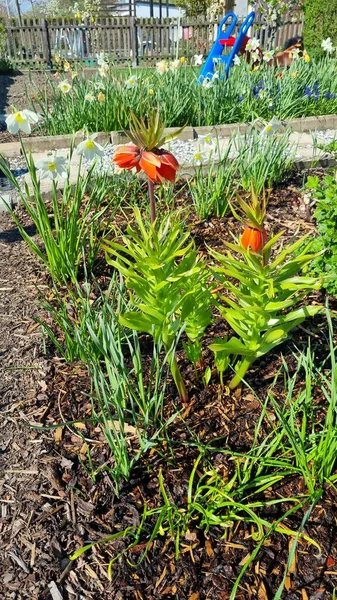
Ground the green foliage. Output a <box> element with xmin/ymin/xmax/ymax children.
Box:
<box><xmin>209</xmin><ymin>231</ymin><xmax>323</xmax><ymax>388</ymax></box>
<box><xmin>188</xmin><ymin>147</ymin><xmax>236</xmax><ymax>219</ymax></box>
<box><xmin>29</xmin><ymin>56</ymin><xmax>337</xmax><ymax>135</ymax></box>
<box><xmin>233</xmin><ymin>127</ymin><xmax>294</xmax><ymax>195</ymax></box>
<box><xmin>304</xmin><ymin>0</ymin><xmax>337</xmax><ymax>55</ymax></box>
<box><xmin>0</xmin><ymin>16</ymin><xmax>12</xmax><ymax>71</ymax></box>
<box><xmin>305</xmin><ymin>173</ymin><xmax>337</xmax><ymax>294</ymax></box>
<box><xmin>0</xmin><ymin>146</ymin><xmax>120</xmax><ymax>285</ymax></box>
<box><xmin>103</xmin><ymin>209</ymin><xmax>213</xmax><ymax>401</ymax></box>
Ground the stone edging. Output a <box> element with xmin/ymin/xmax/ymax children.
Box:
<box><xmin>1</xmin><ymin>114</ymin><xmax>337</xmax><ymax>158</ymax></box>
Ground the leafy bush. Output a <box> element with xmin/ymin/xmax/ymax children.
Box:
<box><xmin>0</xmin><ymin>17</ymin><xmax>12</xmax><ymax>72</ymax></box>
<box><xmin>304</xmin><ymin>0</ymin><xmax>337</xmax><ymax>55</ymax></box>
<box><xmin>305</xmin><ymin>173</ymin><xmax>337</xmax><ymax>294</ymax></box>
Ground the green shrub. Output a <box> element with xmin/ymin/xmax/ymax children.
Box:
<box><xmin>303</xmin><ymin>0</ymin><xmax>337</xmax><ymax>55</ymax></box>
<box><xmin>305</xmin><ymin>173</ymin><xmax>337</xmax><ymax>294</ymax></box>
<box><xmin>0</xmin><ymin>17</ymin><xmax>12</xmax><ymax>72</ymax></box>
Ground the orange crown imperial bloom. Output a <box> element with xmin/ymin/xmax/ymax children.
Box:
<box><xmin>241</xmin><ymin>226</ymin><xmax>268</xmax><ymax>253</ymax></box>
<box><xmin>113</xmin><ymin>145</ymin><xmax>179</xmax><ymax>183</ymax></box>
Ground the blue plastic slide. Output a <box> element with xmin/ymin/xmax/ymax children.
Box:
<box><xmin>197</xmin><ymin>11</ymin><xmax>255</xmax><ymax>83</ymax></box>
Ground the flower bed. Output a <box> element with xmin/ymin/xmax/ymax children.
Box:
<box><xmin>25</xmin><ymin>55</ymin><xmax>337</xmax><ymax>136</ymax></box>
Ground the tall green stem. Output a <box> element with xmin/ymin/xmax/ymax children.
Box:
<box><xmin>229</xmin><ymin>357</ymin><xmax>253</xmax><ymax>390</ymax></box>
<box><xmin>148</xmin><ymin>178</ymin><xmax>156</xmax><ymax>224</ymax></box>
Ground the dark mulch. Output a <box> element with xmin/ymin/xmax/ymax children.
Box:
<box><xmin>1</xmin><ymin>174</ymin><xmax>337</xmax><ymax>600</ymax></box>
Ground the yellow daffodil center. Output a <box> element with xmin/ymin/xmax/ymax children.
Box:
<box><xmin>205</xmin><ymin>136</ymin><xmax>211</xmax><ymax>143</ymax></box>
<box><xmin>15</xmin><ymin>112</ymin><xmax>26</xmax><ymax>123</ymax></box>
<box><xmin>85</xmin><ymin>140</ymin><xmax>95</xmax><ymax>149</ymax></box>
<box><xmin>48</xmin><ymin>162</ymin><xmax>56</xmax><ymax>171</ymax></box>
<box><xmin>265</xmin><ymin>125</ymin><xmax>273</xmax><ymax>133</ymax></box>
<box><xmin>129</xmin><ymin>78</ymin><xmax>135</xmax><ymax>85</ymax></box>
<box><xmin>194</xmin><ymin>152</ymin><xmax>202</xmax><ymax>161</ymax></box>
<box><xmin>149</xmin><ymin>88</ymin><xmax>154</xmax><ymax>95</ymax></box>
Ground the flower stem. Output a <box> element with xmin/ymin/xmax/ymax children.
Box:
<box><xmin>228</xmin><ymin>357</ymin><xmax>253</xmax><ymax>390</ymax></box>
<box><xmin>148</xmin><ymin>178</ymin><xmax>156</xmax><ymax>224</ymax></box>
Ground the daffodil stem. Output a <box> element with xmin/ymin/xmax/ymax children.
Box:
<box><xmin>228</xmin><ymin>357</ymin><xmax>253</xmax><ymax>390</ymax></box>
<box><xmin>148</xmin><ymin>178</ymin><xmax>156</xmax><ymax>224</ymax></box>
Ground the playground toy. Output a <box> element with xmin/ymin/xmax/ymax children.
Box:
<box><xmin>198</xmin><ymin>11</ymin><xmax>255</xmax><ymax>82</ymax></box>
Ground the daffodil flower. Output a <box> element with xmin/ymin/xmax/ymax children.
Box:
<box><xmin>97</xmin><ymin>92</ymin><xmax>105</xmax><ymax>102</ymax></box>
<box><xmin>263</xmin><ymin>50</ymin><xmax>274</xmax><ymax>62</ymax></box>
<box><xmin>290</xmin><ymin>47</ymin><xmax>300</xmax><ymax>60</ymax></box>
<box><xmin>148</xmin><ymin>88</ymin><xmax>154</xmax><ymax>95</ymax></box>
<box><xmin>97</xmin><ymin>52</ymin><xmax>107</xmax><ymax>66</ymax></box>
<box><xmin>246</xmin><ymin>37</ymin><xmax>259</xmax><ymax>51</ymax></box>
<box><xmin>261</xmin><ymin>116</ymin><xmax>281</xmax><ymax>137</ymax></box>
<box><xmin>233</xmin><ymin>55</ymin><xmax>241</xmax><ymax>66</ymax></box>
<box><xmin>322</xmin><ymin>37</ymin><xmax>334</xmax><ymax>54</ymax></box>
<box><xmin>180</xmin><ymin>56</ymin><xmax>186</xmax><ymax>64</ymax></box>
<box><xmin>251</xmin><ymin>50</ymin><xmax>261</xmax><ymax>63</ymax></box>
<box><xmin>202</xmin><ymin>77</ymin><xmax>213</xmax><ymax>89</ymax></box>
<box><xmin>58</xmin><ymin>80</ymin><xmax>72</xmax><ymax>94</ymax></box>
<box><xmin>71</xmin><ymin>71</ymin><xmax>78</xmax><ymax>79</ymax></box>
<box><xmin>98</xmin><ymin>63</ymin><xmax>109</xmax><ymax>77</ymax></box>
<box><xmin>199</xmin><ymin>132</ymin><xmax>215</xmax><ymax>147</ymax></box>
<box><xmin>76</xmin><ymin>133</ymin><xmax>105</xmax><ymax>160</ymax></box>
<box><xmin>6</xmin><ymin>108</ymin><xmax>39</xmax><ymax>135</ymax></box>
<box><xmin>35</xmin><ymin>153</ymin><xmax>68</xmax><ymax>180</ymax></box>
<box><xmin>156</xmin><ymin>60</ymin><xmax>168</xmax><ymax>75</ymax></box>
<box><xmin>193</xmin><ymin>54</ymin><xmax>204</xmax><ymax>66</ymax></box>
<box><xmin>170</xmin><ymin>59</ymin><xmax>180</xmax><ymax>71</ymax></box>
<box><xmin>85</xmin><ymin>93</ymin><xmax>95</xmax><ymax>102</ymax></box>
<box><xmin>193</xmin><ymin>148</ymin><xmax>205</xmax><ymax>166</ymax></box>
<box><xmin>64</xmin><ymin>61</ymin><xmax>71</xmax><ymax>72</ymax></box>
<box><xmin>125</xmin><ymin>75</ymin><xmax>138</xmax><ymax>88</ymax></box>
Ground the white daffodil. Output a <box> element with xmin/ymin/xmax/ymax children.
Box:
<box><xmin>322</xmin><ymin>37</ymin><xmax>334</xmax><ymax>53</ymax></box>
<box><xmin>76</xmin><ymin>133</ymin><xmax>105</xmax><ymax>160</ymax></box>
<box><xmin>199</xmin><ymin>132</ymin><xmax>215</xmax><ymax>147</ymax></box>
<box><xmin>261</xmin><ymin>116</ymin><xmax>281</xmax><ymax>137</ymax></box>
<box><xmin>58</xmin><ymin>80</ymin><xmax>72</xmax><ymax>94</ymax></box>
<box><xmin>98</xmin><ymin>63</ymin><xmax>109</xmax><ymax>78</ymax></box>
<box><xmin>85</xmin><ymin>93</ymin><xmax>95</xmax><ymax>102</ymax></box>
<box><xmin>245</xmin><ymin>37</ymin><xmax>259</xmax><ymax>51</ymax></box>
<box><xmin>6</xmin><ymin>108</ymin><xmax>39</xmax><ymax>135</ymax></box>
<box><xmin>212</xmin><ymin>71</ymin><xmax>219</xmax><ymax>80</ymax></box>
<box><xmin>156</xmin><ymin>60</ymin><xmax>168</xmax><ymax>74</ymax></box>
<box><xmin>202</xmin><ymin>77</ymin><xmax>213</xmax><ymax>89</ymax></box>
<box><xmin>35</xmin><ymin>153</ymin><xmax>68</xmax><ymax>180</ymax></box>
<box><xmin>263</xmin><ymin>49</ymin><xmax>274</xmax><ymax>62</ymax></box>
<box><xmin>251</xmin><ymin>50</ymin><xmax>261</xmax><ymax>63</ymax></box>
<box><xmin>193</xmin><ymin>148</ymin><xmax>205</xmax><ymax>166</ymax></box>
<box><xmin>193</xmin><ymin>54</ymin><xmax>204</xmax><ymax>66</ymax></box>
<box><xmin>290</xmin><ymin>47</ymin><xmax>300</xmax><ymax>60</ymax></box>
<box><xmin>170</xmin><ymin>59</ymin><xmax>180</xmax><ymax>71</ymax></box>
<box><xmin>97</xmin><ymin>52</ymin><xmax>107</xmax><ymax>66</ymax></box>
<box><xmin>125</xmin><ymin>74</ymin><xmax>138</xmax><ymax>88</ymax></box>
<box><xmin>64</xmin><ymin>60</ymin><xmax>71</xmax><ymax>72</ymax></box>
<box><xmin>233</xmin><ymin>54</ymin><xmax>241</xmax><ymax>66</ymax></box>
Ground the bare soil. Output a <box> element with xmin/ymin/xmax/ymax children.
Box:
<box><xmin>1</xmin><ymin>176</ymin><xmax>337</xmax><ymax>599</ymax></box>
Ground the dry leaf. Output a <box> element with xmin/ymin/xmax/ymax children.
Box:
<box><xmin>327</xmin><ymin>556</ymin><xmax>335</xmax><ymax>568</ymax></box>
<box><xmin>188</xmin><ymin>594</ymin><xmax>200</xmax><ymax>600</ymax></box>
<box><xmin>205</xmin><ymin>540</ymin><xmax>214</xmax><ymax>558</ymax></box>
<box><xmin>185</xmin><ymin>530</ymin><xmax>198</xmax><ymax>542</ymax></box>
<box><xmin>54</xmin><ymin>427</ymin><xmax>64</xmax><ymax>443</ymax></box>
<box><xmin>257</xmin><ymin>580</ymin><xmax>269</xmax><ymax>600</ymax></box>
<box><xmin>288</xmin><ymin>538</ymin><xmax>297</xmax><ymax>574</ymax></box>
<box><xmin>155</xmin><ymin>566</ymin><xmax>167</xmax><ymax>590</ymax></box>
<box><xmin>301</xmin><ymin>590</ymin><xmax>309</xmax><ymax>600</ymax></box>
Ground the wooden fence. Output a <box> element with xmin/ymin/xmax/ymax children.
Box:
<box><xmin>4</xmin><ymin>14</ymin><xmax>303</xmax><ymax>69</ymax></box>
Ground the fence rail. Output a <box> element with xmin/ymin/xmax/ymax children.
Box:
<box><xmin>4</xmin><ymin>14</ymin><xmax>304</xmax><ymax>69</ymax></box>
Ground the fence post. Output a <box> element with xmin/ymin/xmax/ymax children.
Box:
<box><xmin>41</xmin><ymin>19</ymin><xmax>52</xmax><ymax>68</ymax></box>
<box><xmin>130</xmin><ymin>16</ymin><xmax>139</xmax><ymax>67</ymax></box>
